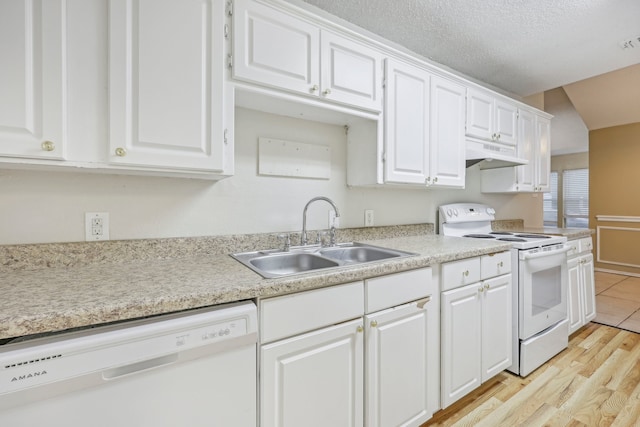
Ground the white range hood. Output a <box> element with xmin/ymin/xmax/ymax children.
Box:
<box><xmin>465</xmin><ymin>138</ymin><xmax>528</xmax><ymax>169</ymax></box>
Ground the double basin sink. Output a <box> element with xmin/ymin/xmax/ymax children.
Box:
<box><xmin>232</xmin><ymin>242</ymin><xmax>417</xmax><ymax>278</ymax></box>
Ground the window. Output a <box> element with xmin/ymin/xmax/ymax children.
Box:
<box><xmin>563</xmin><ymin>169</ymin><xmax>589</xmax><ymax>228</ymax></box>
<box><xmin>543</xmin><ymin>172</ymin><xmax>559</xmax><ymax>226</ymax></box>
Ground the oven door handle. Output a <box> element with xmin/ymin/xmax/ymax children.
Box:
<box><xmin>520</xmin><ymin>245</ymin><xmax>571</xmax><ymax>260</ymax></box>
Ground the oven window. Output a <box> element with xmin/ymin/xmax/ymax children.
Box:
<box><xmin>531</xmin><ymin>266</ymin><xmax>562</xmax><ymax>315</ymax></box>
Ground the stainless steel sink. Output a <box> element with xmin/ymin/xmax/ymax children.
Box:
<box><xmin>319</xmin><ymin>243</ymin><xmax>405</xmax><ymax>263</ymax></box>
<box><xmin>249</xmin><ymin>252</ymin><xmax>339</xmax><ymax>277</ymax></box>
<box><xmin>231</xmin><ymin>242</ymin><xmax>416</xmax><ymax>278</ymax></box>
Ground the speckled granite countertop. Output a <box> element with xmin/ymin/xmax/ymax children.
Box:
<box><xmin>0</xmin><ymin>225</ymin><xmax>512</xmax><ymax>340</ymax></box>
<box><xmin>491</xmin><ymin>220</ymin><xmax>593</xmax><ymax>240</ymax></box>
<box><xmin>521</xmin><ymin>227</ymin><xmax>593</xmax><ymax>240</ymax></box>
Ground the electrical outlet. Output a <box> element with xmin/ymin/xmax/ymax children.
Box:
<box><xmin>364</xmin><ymin>209</ymin><xmax>374</xmax><ymax>227</ymax></box>
<box><xmin>85</xmin><ymin>212</ymin><xmax>110</xmax><ymax>241</ymax></box>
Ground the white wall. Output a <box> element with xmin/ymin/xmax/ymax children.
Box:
<box><xmin>0</xmin><ymin>108</ymin><xmax>540</xmax><ymax>245</ymax></box>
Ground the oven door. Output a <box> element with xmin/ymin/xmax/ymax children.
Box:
<box><xmin>518</xmin><ymin>244</ymin><xmax>570</xmax><ymax>340</ymax></box>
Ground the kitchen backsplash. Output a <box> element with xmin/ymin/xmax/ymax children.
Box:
<box><xmin>492</xmin><ymin>219</ymin><xmax>525</xmax><ymax>231</ymax></box>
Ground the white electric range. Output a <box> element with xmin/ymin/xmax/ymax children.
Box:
<box><xmin>439</xmin><ymin>203</ymin><xmax>570</xmax><ymax>376</ymax></box>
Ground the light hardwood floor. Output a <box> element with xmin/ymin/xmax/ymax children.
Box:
<box><xmin>422</xmin><ymin>323</ymin><xmax>640</xmax><ymax>426</ymax></box>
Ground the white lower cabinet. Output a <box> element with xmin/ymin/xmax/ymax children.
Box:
<box><xmin>259</xmin><ymin>267</ymin><xmax>436</xmax><ymax>427</ymax></box>
<box><xmin>440</xmin><ymin>254</ymin><xmax>512</xmax><ymax>408</ymax></box>
<box><xmin>261</xmin><ymin>318</ymin><xmax>364</xmax><ymax>427</ymax></box>
<box><xmin>366</xmin><ymin>299</ymin><xmax>434</xmax><ymax>427</ymax></box>
<box><xmin>567</xmin><ymin>237</ymin><xmax>596</xmax><ymax>335</ymax></box>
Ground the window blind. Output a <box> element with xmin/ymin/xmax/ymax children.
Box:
<box><xmin>563</xmin><ymin>169</ymin><xmax>589</xmax><ymax>228</ymax></box>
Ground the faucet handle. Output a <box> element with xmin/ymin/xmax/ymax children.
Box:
<box><xmin>278</xmin><ymin>233</ymin><xmax>291</xmax><ymax>252</ymax></box>
<box><xmin>316</xmin><ymin>231</ymin><xmax>328</xmax><ymax>246</ymax></box>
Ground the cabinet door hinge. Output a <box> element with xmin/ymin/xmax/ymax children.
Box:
<box><xmin>227</xmin><ymin>54</ymin><xmax>233</xmax><ymax>69</ymax></box>
<box><xmin>344</xmin><ymin>125</ymin><xmax>349</xmax><ymax>135</ymax></box>
<box><xmin>226</xmin><ymin>0</ymin><xmax>233</xmax><ymax>16</ymax></box>
<box><xmin>224</xmin><ymin>23</ymin><xmax>229</xmax><ymax>39</ymax></box>
<box><xmin>381</xmin><ymin>151</ymin><xmax>386</xmax><ymax>163</ymax></box>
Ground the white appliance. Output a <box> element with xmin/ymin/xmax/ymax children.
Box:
<box><xmin>439</xmin><ymin>203</ymin><xmax>570</xmax><ymax>377</ymax></box>
<box><xmin>0</xmin><ymin>300</ymin><xmax>258</xmax><ymax>427</ymax></box>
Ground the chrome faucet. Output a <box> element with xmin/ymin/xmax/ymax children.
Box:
<box><xmin>301</xmin><ymin>196</ymin><xmax>340</xmax><ymax>246</ymax></box>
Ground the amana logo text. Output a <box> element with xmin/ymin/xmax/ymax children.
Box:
<box><xmin>11</xmin><ymin>370</ymin><xmax>48</xmax><ymax>382</ymax></box>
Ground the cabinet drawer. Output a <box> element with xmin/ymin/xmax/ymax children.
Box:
<box><xmin>260</xmin><ymin>282</ymin><xmax>364</xmax><ymax>343</ymax></box>
<box><xmin>566</xmin><ymin>239</ymin><xmax>580</xmax><ymax>258</ymax></box>
<box><xmin>365</xmin><ymin>268</ymin><xmax>432</xmax><ymax>313</ymax></box>
<box><xmin>480</xmin><ymin>251</ymin><xmax>511</xmax><ymax>279</ymax></box>
<box><xmin>442</xmin><ymin>257</ymin><xmax>481</xmax><ymax>291</ymax></box>
<box><xmin>579</xmin><ymin>237</ymin><xmax>593</xmax><ymax>253</ymax></box>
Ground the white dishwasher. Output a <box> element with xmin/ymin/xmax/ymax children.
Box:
<box><xmin>0</xmin><ymin>300</ymin><xmax>257</xmax><ymax>427</ymax></box>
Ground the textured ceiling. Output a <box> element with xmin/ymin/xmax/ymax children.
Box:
<box><xmin>296</xmin><ymin>0</ymin><xmax>640</xmax><ymax>97</ymax></box>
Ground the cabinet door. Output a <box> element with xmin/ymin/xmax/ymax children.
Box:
<box><xmin>429</xmin><ymin>76</ymin><xmax>465</xmax><ymax>188</ymax></box>
<box><xmin>441</xmin><ymin>283</ymin><xmax>482</xmax><ymax>408</ymax></box>
<box><xmin>567</xmin><ymin>257</ymin><xmax>582</xmax><ymax>335</ymax></box>
<box><xmin>261</xmin><ymin>319</ymin><xmax>364</xmax><ymax>427</ymax></box>
<box><xmin>581</xmin><ymin>254</ymin><xmax>596</xmax><ymax>324</ymax></box>
<box><xmin>535</xmin><ymin>116</ymin><xmax>551</xmax><ymax>192</ymax></box>
<box><xmin>109</xmin><ymin>0</ymin><xmax>229</xmax><ymax>172</ymax></box>
<box><xmin>494</xmin><ymin>100</ymin><xmax>518</xmax><ymax>146</ymax></box>
<box><xmin>481</xmin><ymin>274</ymin><xmax>512</xmax><ymax>381</ymax></box>
<box><xmin>0</xmin><ymin>0</ymin><xmax>66</xmax><ymax>160</ymax></box>
<box><xmin>366</xmin><ymin>300</ymin><xmax>432</xmax><ymax>427</ymax></box>
<box><xmin>320</xmin><ymin>31</ymin><xmax>383</xmax><ymax>111</ymax></box>
<box><xmin>465</xmin><ymin>89</ymin><xmax>493</xmax><ymax>140</ymax></box>
<box><xmin>515</xmin><ymin>109</ymin><xmax>536</xmax><ymax>192</ymax></box>
<box><xmin>233</xmin><ymin>0</ymin><xmax>319</xmax><ymax>95</ymax></box>
<box><xmin>384</xmin><ymin>59</ymin><xmax>430</xmax><ymax>184</ymax></box>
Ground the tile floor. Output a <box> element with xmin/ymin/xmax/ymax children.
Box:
<box><xmin>594</xmin><ymin>271</ymin><xmax>640</xmax><ymax>333</ymax></box>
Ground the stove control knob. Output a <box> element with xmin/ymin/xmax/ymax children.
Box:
<box><xmin>446</xmin><ymin>208</ymin><xmax>453</xmax><ymax>217</ymax></box>
<box><xmin>453</xmin><ymin>209</ymin><xmax>459</xmax><ymax>216</ymax></box>
<box><xmin>486</xmin><ymin>208</ymin><xmax>495</xmax><ymax>215</ymax></box>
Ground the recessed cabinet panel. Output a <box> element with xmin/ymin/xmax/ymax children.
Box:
<box><xmin>495</xmin><ymin>99</ymin><xmax>518</xmax><ymax>146</ymax></box>
<box><xmin>441</xmin><ymin>284</ymin><xmax>482</xmax><ymax>407</ymax></box>
<box><xmin>233</xmin><ymin>0</ymin><xmax>319</xmax><ymax>94</ymax></box>
<box><xmin>516</xmin><ymin>109</ymin><xmax>536</xmax><ymax>191</ymax></box>
<box><xmin>0</xmin><ymin>0</ymin><xmax>66</xmax><ymax>160</ymax></box>
<box><xmin>466</xmin><ymin>91</ymin><xmax>493</xmax><ymax>140</ymax></box>
<box><xmin>261</xmin><ymin>319</ymin><xmax>364</xmax><ymax>427</ymax></box>
<box><xmin>320</xmin><ymin>31</ymin><xmax>383</xmax><ymax>110</ymax></box>
<box><xmin>429</xmin><ymin>76</ymin><xmax>466</xmax><ymax>188</ymax></box>
<box><xmin>481</xmin><ymin>274</ymin><xmax>512</xmax><ymax>381</ymax></box>
<box><xmin>366</xmin><ymin>302</ymin><xmax>431</xmax><ymax>427</ymax></box>
<box><xmin>536</xmin><ymin>116</ymin><xmax>551</xmax><ymax>192</ymax></box>
<box><xmin>384</xmin><ymin>59</ymin><xmax>430</xmax><ymax>184</ymax></box>
<box><xmin>109</xmin><ymin>0</ymin><xmax>227</xmax><ymax>172</ymax></box>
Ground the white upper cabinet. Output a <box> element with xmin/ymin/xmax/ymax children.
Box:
<box><xmin>351</xmin><ymin>59</ymin><xmax>465</xmax><ymax>188</ymax></box>
<box><xmin>0</xmin><ymin>0</ymin><xmax>67</xmax><ymax>160</ymax></box>
<box><xmin>480</xmin><ymin>110</ymin><xmax>553</xmax><ymax>193</ymax></box>
<box><xmin>383</xmin><ymin>58</ymin><xmax>430</xmax><ymax>184</ymax></box>
<box><xmin>233</xmin><ymin>0</ymin><xmax>320</xmax><ymax>96</ymax></box>
<box><xmin>320</xmin><ymin>31</ymin><xmax>384</xmax><ymax>111</ymax></box>
<box><xmin>429</xmin><ymin>76</ymin><xmax>466</xmax><ymax>188</ymax></box>
<box><xmin>535</xmin><ymin>116</ymin><xmax>552</xmax><ymax>192</ymax></box>
<box><xmin>466</xmin><ymin>88</ymin><xmax>518</xmax><ymax>146</ymax></box>
<box><xmin>232</xmin><ymin>0</ymin><xmax>383</xmax><ymax>111</ymax></box>
<box><xmin>109</xmin><ymin>0</ymin><xmax>232</xmax><ymax>174</ymax></box>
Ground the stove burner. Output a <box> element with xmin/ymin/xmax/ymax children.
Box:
<box><xmin>498</xmin><ymin>237</ymin><xmax>527</xmax><ymax>242</ymax></box>
<box><xmin>490</xmin><ymin>232</ymin><xmax>514</xmax><ymax>235</ymax></box>
<box><xmin>515</xmin><ymin>234</ymin><xmax>551</xmax><ymax>239</ymax></box>
<box><xmin>463</xmin><ymin>234</ymin><xmax>496</xmax><ymax>239</ymax></box>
